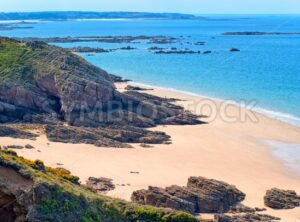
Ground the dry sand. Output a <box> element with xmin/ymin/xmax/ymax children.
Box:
<box><xmin>1</xmin><ymin>82</ymin><xmax>300</xmax><ymax>221</ymax></box>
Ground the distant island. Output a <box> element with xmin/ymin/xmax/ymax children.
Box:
<box><xmin>0</xmin><ymin>11</ymin><xmax>203</xmax><ymax>21</ymax></box>
<box><xmin>223</xmin><ymin>31</ymin><xmax>300</xmax><ymax>35</ymax></box>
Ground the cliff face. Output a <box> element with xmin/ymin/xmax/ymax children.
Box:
<box><xmin>0</xmin><ymin>38</ymin><xmax>115</xmax><ymax>121</ymax></box>
<box><xmin>0</xmin><ymin>37</ymin><xmax>203</xmax><ymax>147</ymax></box>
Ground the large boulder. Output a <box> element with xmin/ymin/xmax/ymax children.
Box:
<box><xmin>131</xmin><ymin>177</ymin><xmax>245</xmax><ymax>214</ymax></box>
<box><xmin>187</xmin><ymin>177</ymin><xmax>245</xmax><ymax>213</ymax></box>
<box><xmin>131</xmin><ymin>186</ymin><xmax>196</xmax><ymax>214</ymax></box>
<box><xmin>264</xmin><ymin>188</ymin><xmax>300</xmax><ymax>209</ymax></box>
<box><xmin>86</xmin><ymin>177</ymin><xmax>115</xmax><ymax>194</ymax></box>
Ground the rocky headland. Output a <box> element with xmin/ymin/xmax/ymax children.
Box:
<box><xmin>0</xmin><ymin>37</ymin><xmax>204</xmax><ymax>147</ymax></box>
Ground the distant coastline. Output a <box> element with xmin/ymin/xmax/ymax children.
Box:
<box><xmin>0</xmin><ymin>11</ymin><xmax>205</xmax><ymax>21</ymax></box>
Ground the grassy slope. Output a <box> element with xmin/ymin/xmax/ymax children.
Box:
<box><xmin>0</xmin><ymin>149</ymin><xmax>199</xmax><ymax>222</ymax></box>
<box><xmin>0</xmin><ymin>37</ymin><xmax>112</xmax><ymax>88</ymax></box>
<box><xmin>0</xmin><ymin>38</ymin><xmax>34</xmax><ymax>84</ymax></box>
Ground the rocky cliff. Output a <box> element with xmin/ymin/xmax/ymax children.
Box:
<box><xmin>0</xmin><ymin>37</ymin><xmax>204</xmax><ymax>147</ymax></box>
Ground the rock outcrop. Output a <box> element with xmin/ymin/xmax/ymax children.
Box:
<box><xmin>69</xmin><ymin>46</ymin><xmax>110</xmax><ymax>53</ymax></box>
<box><xmin>264</xmin><ymin>188</ymin><xmax>300</xmax><ymax>209</ymax></box>
<box><xmin>0</xmin><ymin>37</ymin><xmax>205</xmax><ymax>147</ymax></box>
<box><xmin>131</xmin><ymin>176</ymin><xmax>245</xmax><ymax>214</ymax></box>
<box><xmin>186</xmin><ymin>177</ymin><xmax>246</xmax><ymax>213</ymax></box>
<box><xmin>125</xmin><ymin>85</ymin><xmax>153</xmax><ymax>91</ymax></box>
<box><xmin>132</xmin><ymin>186</ymin><xmax>197</xmax><ymax>214</ymax></box>
<box><xmin>0</xmin><ymin>125</ymin><xmax>38</xmax><ymax>140</ymax></box>
<box><xmin>86</xmin><ymin>177</ymin><xmax>115</xmax><ymax>194</ymax></box>
<box><xmin>45</xmin><ymin>124</ymin><xmax>171</xmax><ymax>147</ymax></box>
<box><xmin>228</xmin><ymin>205</ymin><xmax>265</xmax><ymax>214</ymax></box>
<box><xmin>154</xmin><ymin>49</ymin><xmax>201</xmax><ymax>54</ymax></box>
<box><xmin>214</xmin><ymin>213</ymin><xmax>280</xmax><ymax>222</ymax></box>
<box><xmin>0</xmin><ymin>166</ymin><xmax>33</xmax><ymax>222</ymax></box>
<box><xmin>229</xmin><ymin>48</ymin><xmax>240</xmax><ymax>52</ymax></box>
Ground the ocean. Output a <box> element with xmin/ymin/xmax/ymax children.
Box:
<box><xmin>1</xmin><ymin>15</ymin><xmax>300</xmax><ymax>127</ymax></box>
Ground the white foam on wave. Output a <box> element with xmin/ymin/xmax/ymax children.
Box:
<box><xmin>253</xmin><ymin>107</ymin><xmax>300</xmax><ymax>128</ymax></box>
<box><xmin>265</xmin><ymin>140</ymin><xmax>300</xmax><ymax>177</ymax></box>
<box><xmin>0</xmin><ymin>19</ymin><xmax>45</xmax><ymax>23</ymax></box>
<box><xmin>131</xmin><ymin>81</ymin><xmax>300</xmax><ymax>128</ymax></box>
<box><xmin>130</xmin><ymin>81</ymin><xmax>224</xmax><ymax>102</ymax></box>
<box><xmin>75</xmin><ymin>18</ymin><xmax>134</xmax><ymax>22</ymax></box>
<box><xmin>131</xmin><ymin>82</ymin><xmax>300</xmax><ymax>175</ymax></box>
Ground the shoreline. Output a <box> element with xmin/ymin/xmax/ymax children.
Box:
<box><xmin>1</xmin><ymin>81</ymin><xmax>300</xmax><ymax>221</ymax></box>
<box><xmin>122</xmin><ymin>82</ymin><xmax>300</xmax><ymax>176</ymax></box>
<box><xmin>129</xmin><ymin>81</ymin><xmax>300</xmax><ymax>129</ymax></box>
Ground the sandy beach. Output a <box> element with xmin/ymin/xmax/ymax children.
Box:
<box><xmin>1</xmin><ymin>82</ymin><xmax>300</xmax><ymax>221</ymax></box>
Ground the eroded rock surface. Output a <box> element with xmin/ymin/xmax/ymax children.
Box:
<box><xmin>0</xmin><ymin>125</ymin><xmax>38</xmax><ymax>140</ymax></box>
<box><xmin>125</xmin><ymin>85</ymin><xmax>152</xmax><ymax>91</ymax></box>
<box><xmin>264</xmin><ymin>188</ymin><xmax>300</xmax><ymax>209</ymax></box>
<box><xmin>214</xmin><ymin>213</ymin><xmax>280</xmax><ymax>222</ymax></box>
<box><xmin>86</xmin><ymin>177</ymin><xmax>115</xmax><ymax>194</ymax></box>
<box><xmin>0</xmin><ymin>166</ymin><xmax>34</xmax><ymax>222</ymax></box>
<box><xmin>131</xmin><ymin>176</ymin><xmax>245</xmax><ymax>214</ymax></box>
<box><xmin>187</xmin><ymin>177</ymin><xmax>246</xmax><ymax>213</ymax></box>
<box><xmin>45</xmin><ymin>124</ymin><xmax>171</xmax><ymax>148</ymax></box>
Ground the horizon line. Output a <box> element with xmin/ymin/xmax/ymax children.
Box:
<box><xmin>0</xmin><ymin>11</ymin><xmax>299</xmax><ymax>15</ymax></box>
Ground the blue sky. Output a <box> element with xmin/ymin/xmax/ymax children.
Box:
<box><xmin>0</xmin><ymin>0</ymin><xmax>299</xmax><ymax>14</ymax></box>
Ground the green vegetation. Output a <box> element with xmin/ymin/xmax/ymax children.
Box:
<box><xmin>46</xmin><ymin>167</ymin><xmax>80</xmax><ymax>184</ymax></box>
<box><xmin>0</xmin><ymin>37</ymin><xmax>102</xmax><ymax>87</ymax></box>
<box><xmin>0</xmin><ymin>38</ymin><xmax>34</xmax><ymax>83</ymax></box>
<box><xmin>0</xmin><ymin>149</ymin><xmax>199</xmax><ymax>222</ymax></box>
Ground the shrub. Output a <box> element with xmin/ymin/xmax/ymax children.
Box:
<box><xmin>47</xmin><ymin>167</ymin><xmax>80</xmax><ymax>184</ymax></box>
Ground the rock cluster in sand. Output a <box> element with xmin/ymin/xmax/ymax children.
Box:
<box><xmin>131</xmin><ymin>176</ymin><xmax>245</xmax><ymax>214</ymax></box>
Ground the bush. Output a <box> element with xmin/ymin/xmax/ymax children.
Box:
<box><xmin>47</xmin><ymin>167</ymin><xmax>80</xmax><ymax>184</ymax></box>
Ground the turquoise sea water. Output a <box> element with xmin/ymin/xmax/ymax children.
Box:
<box><xmin>1</xmin><ymin>15</ymin><xmax>300</xmax><ymax>126</ymax></box>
